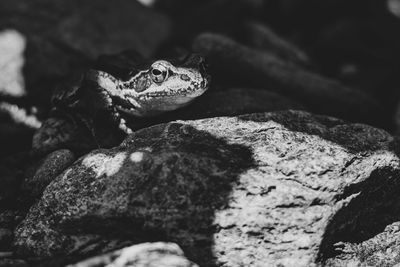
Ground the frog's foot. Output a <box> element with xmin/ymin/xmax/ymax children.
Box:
<box><xmin>118</xmin><ymin>117</ymin><xmax>133</xmax><ymax>134</ymax></box>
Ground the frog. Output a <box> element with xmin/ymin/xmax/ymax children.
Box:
<box><xmin>32</xmin><ymin>51</ymin><xmax>210</xmax><ymax>155</ymax></box>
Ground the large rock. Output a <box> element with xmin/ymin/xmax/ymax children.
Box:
<box><xmin>13</xmin><ymin>111</ymin><xmax>400</xmax><ymax>266</ymax></box>
<box><xmin>183</xmin><ymin>88</ymin><xmax>304</xmax><ymax>119</ymax></box>
<box><xmin>0</xmin><ymin>30</ymin><xmax>26</xmax><ymax>97</ymax></box>
<box><xmin>388</xmin><ymin>0</ymin><xmax>400</xmax><ymax>18</ymax></box>
<box><xmin>0</xmin><ymin>0</ymin><xmax>170</xmax><ymax>98</ymax></box>
<box><xmin>22</xmin><ymin>149</ymin><xmax>75</xmax><ymax>199</ymax></box>
<box><xmin>68</xmin><ymin>242</ymin><xmax>197</xmax><ymax>267</ymax></box>
<box><xmin>241</xmin><ymin>21</ymin><xmax>310</xmax><ymax>67</ymax></box>
<box><xmin>325</xmin><ymin>221</ymin><xmax>400</xmax><ymax>266</ymax></box>
<box><xmin>192</xmin><ymin>33</ymin><xmax>387</xmax><ymax>127</ymax></box>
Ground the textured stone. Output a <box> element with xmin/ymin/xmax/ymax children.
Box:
<box><xmin>192</xmin><ymin>33</ymin><xmax>386</xmax><ymax>127</ymax></box>
<box><xmin>67</xmin><ymin>242</ymin><xmax>197</xmax><ymax>267</ymax></box>
<box><xmin>13</xmin><ymin>111</ymin><xmax>400</xmax><ymax>266</ymax></box>
<box><xmin>22</xmin><ymin>149</ymin><xmax>75</xmax><ymax>198</ymax></box>
<box><xmin>325</xmin><ymin>221</ymin><xmax>400</xmax><ymax>266</ymax></box>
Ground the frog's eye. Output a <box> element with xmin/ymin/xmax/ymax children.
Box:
<box><xmin>150</xmin><ymin>64</ymin><xmax>168</xmax><ymax>83</ymax></box>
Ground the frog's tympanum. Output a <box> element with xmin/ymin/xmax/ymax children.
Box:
<box><xmin>33</xmin><ymin>52</ymin><xmax>210</xmax><ymax>154</ymax></box>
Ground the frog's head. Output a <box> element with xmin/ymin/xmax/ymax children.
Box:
<box><xmin>114</xmin><ymin>54</ymin><xmax>210</xmax><ymax>117</ymax></box>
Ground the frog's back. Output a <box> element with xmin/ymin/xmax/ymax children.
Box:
<box><xmin>33</xmin><ymin>51</ymin><xmax>147</xmax><ymax>155</ymax></box>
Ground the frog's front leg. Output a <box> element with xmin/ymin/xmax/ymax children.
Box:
<box><xmin>110</xmin><ymin>108</ymin><xmax>133</xmax><ymax>134</ymax></box>
<box><xmin>85</xmin><ymin>70</ymin><xmax>134</xmax><ymax>135</ymax></box>
<box><xmin>85</xmin><ymin>69</ymin><xmax>120</xmax><ymax>96</ymax></box>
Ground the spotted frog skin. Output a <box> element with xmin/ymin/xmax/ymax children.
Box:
<box><xmin>33</xmin><ymin>53</ymin><xmax>210</xmax><ymax>154</ymax></box>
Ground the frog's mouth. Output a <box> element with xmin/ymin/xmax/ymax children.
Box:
<box><xmin>139</xmin><ymin>83</ymin><xmax>208</xmax><ymax>100</ymax></box>
<box><xmin>115</xmin><ymin>83</ymin><xmax>208</xmax><ymax>117</ymax></box>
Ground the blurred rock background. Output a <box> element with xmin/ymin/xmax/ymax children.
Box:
<box><xmin>2</xmin><ymin>0</ymin><xmax>400</xmax><ymax>266</ymax></box>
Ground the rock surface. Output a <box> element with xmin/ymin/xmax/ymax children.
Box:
<box><xmin>22</xmin><ymin>149</ymin><xmax>75</xmax><ymax>198</ymax></box>
<box><xmin>241</xmin><ymin>21</ymin><xmax>310</xmax><ymax>67</ymax></box>
<box><xmin>192</xmin><ymin>33</ymin><xmax>386</xmax><ymax>127</ymax></box>
<box><xmin>68</xmin><ymin>242</ymin><xmax>198</xmax><ymax>267</ymax></box>
<box><xmin>13</xmin><ymin>110</ymin><xmax>400</xmax><ymax>266</ymax></box>
<box><xmin>325</xmin><ymin>222</ymin><xmax>400</xmax><ymax>267</ymax></box>
<box><xmin>0</xmin><ymin>30</ymin><xmax>26</xmax><ymax>97</ymax></box>
<box><xmin>184</xmin><ymin>88</ymin><xmax>305</xmax><ymax>119</ymax></box>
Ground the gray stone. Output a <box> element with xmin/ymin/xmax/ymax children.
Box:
<box><xmin>67</xmin><ymin>242</ymin><xmax>198</xmax><ymax>267</ymax></box>
<box><xmin>13</xmin><ymin>111</ymin><xmax>400</xmax><ymax>266</ymax></box>
<box><xmin>185</xmin><ymin>88</ymin><xmax>305</xmax><ymax>118</ymax></box>
<box><xmin>0</xmin><ymin>30</ymin><xmax>26</xmax><ymax>96</ymax></box>
<box><xmin>388</xmin><ymin>0</ymin><xmax>400</xmax><ymax>18</ymax></box>
<box><xmin>325</xmin><ymin>222</ymin><xmax>400</xmax><ymax>266</ymax></box>
<box><xmin>192</xmin><ymin>33</ymin><xmax>386</xmax><ymax>126</ymax></box>
<box><xmin>22</xmin><ymin>149</ymin><xmax>75</xmax><ymax>198</ymax></box>
<box><xmin>242</xmin><ymin>21</ymin><xmax>310</xmax><ymax>66</ymax></box>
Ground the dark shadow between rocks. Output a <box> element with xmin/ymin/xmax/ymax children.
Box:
<box><xmin>27</xmin><ymin>123</ymin><xmax>255</xmax><ymax>267</ymax></box>
<box><xmin>317</xmin><ymin>166</ymin><xmax>400</xmax><ymax>262</ymax></box>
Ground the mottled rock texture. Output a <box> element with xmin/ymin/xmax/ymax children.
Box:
<box><xmin>13</xmin><ymin>111</ymin><xmax>400</xmax><ymax>266</ymax></box>
<box><xmin>68</xmin><ymin>242</ymin><xmax>197</xmax><ymax>267</ymax></box>
<box><xmin>22</xmin><ymin>149</ymin><xmax>75</xmax><ymax>198</ymax></box>
<box><xmin>325</xmin><ymin>221</ymin><xmax>400</xmax><ymax>266</ymax></box>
